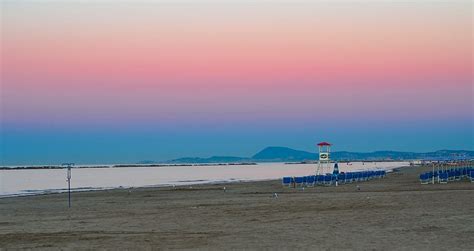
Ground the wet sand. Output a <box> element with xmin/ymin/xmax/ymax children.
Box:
<box><xmin>1</xmin><ymin>166</ymin><xmax>473</xmax><ymax>250</ymax></box>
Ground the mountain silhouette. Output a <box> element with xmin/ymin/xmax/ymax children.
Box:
<box><xmin>166</xmin><ymin>147</ymin><xmax>473</xmax><ymax>164</ymax></box>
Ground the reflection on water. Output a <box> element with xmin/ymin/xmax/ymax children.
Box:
<box><xmin>0</xmin><ymin>162</ymin><xmax>408</xmax><ymax>197</ymax></box>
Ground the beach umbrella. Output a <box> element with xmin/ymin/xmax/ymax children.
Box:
<box><xmin>333</xmin><ymin>162</ymin><xmax>339</xmax><ymax>175</ymax></box>
<box><xmin>333</xmin><ymin>162</ymin><xmax>340</xmax><ymax>186</ymax></box>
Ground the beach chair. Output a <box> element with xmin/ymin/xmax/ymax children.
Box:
<box><xmin>369</xmin><ymin>171</ymin><xmax>375</xmax><ymax>180</ymax></box>
<box><xmin>363</xmin><ymin>172</ymin><xmax>369</xmax><ymax>181</ymax></box>
<box><xmin>294</xmin><ymin>177</ymin><xmax>304</xmax><ymax>187</ymax></box>
<box><xmin>316</xmin><ymin>175</ymin><xmax>325</xmax><ymax>186</ymax></box>
<box><xmin>420</xmin><ymin>173</ymin><xmax>430</xmax><ymax>184</ymax></box>
<box><xmin>343</xmin><ymin>173</ymin><xmax>349</xmax><ymax>184</ymax></box>
<box><xmin>345</xmin><ymin>173</ymin><xmax>353</xmax><ymax>183</ymax></box>
<box><xmin>324</xmin><ymin>175</ymin><xmax>332</xmax><ymax>186</ymax></box>
<box><xmin>470</xmin><ymin>171</ymin><xmax>474</xmax><ymax>183</ymax></box>
<box><xmin>351</xmin><ymin>172</ymin><xmax>357</xmax><ymax>182</ymax></box>
<box><xmin>355</xmin><ymin>172</ymin><xmax>361</xmax><ymax>182</ymax></box>
<box><xmin>434</xmin><ymin>171</ymin><xmax>441</xmax><ymax>182</ymax></box>
<box><xmin>428</xmin><ymin>172</ymin><xmax>434</xmax><ymax>183</ymax></box>
<box><xmin>438</xmin><ymin>172</ymin><xmax>448</xmax><ymax>184</ymax></box>
<box><xmin>448</xmin><ymin>171</ymin><xmax>455</xmax><ymax>181</ymax></box>
<box><xmin>354</xmin><ymin>172</ymin><xmax>361</xmax><ymax>182</ymax></box>
<box><xmin>282</xmin><ymin>177</ymin><xmax>293</xmax><ymax>187</ymax></box>
<box><xmin>366</xmin><ymin>171</ymin><xmax>371</xmax><ymax>180</ymax></box>
<box><xmin>306</xmin><ymin>176</ymin><xmax>315</xmax><ymax>187</ymax></box>
<box><xmin>337</xmin><ymin>173</ymin><xmax>345</xmax><ymax>184</ymax></box>
<box><xmin>454</xmin><ymin>170</ymin><xmax>461</xmax><ymax>181</ymax></box>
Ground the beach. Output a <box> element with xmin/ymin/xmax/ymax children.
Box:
<box><xmin>1</xmin><ymin>165</ymin><xmax>473</xmax><ymax>250</ymax></box>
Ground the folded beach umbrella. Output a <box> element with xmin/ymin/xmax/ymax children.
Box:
<box><xmin>333</xmin><ymin>162</ymin><xmax>339</xmax><ymax>175</ymax></box>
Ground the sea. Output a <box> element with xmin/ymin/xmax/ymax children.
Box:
<box><xmin>0</xmin><ymin>161</ymin><xmax>409</xmax><ymax>197</ymax></box>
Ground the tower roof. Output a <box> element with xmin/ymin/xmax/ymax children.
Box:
<box><xmin>317</xmin><ymin>142</ymin><xmax>332</xmax><ymax>146</ymax></box>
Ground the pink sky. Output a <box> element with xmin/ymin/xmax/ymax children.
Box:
<box><xmin>1</xmin><ymin>1</ymin><xmax>472</xmax><ymax>164</ymax></box>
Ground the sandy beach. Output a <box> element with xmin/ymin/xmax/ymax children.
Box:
<box><xmin>1</xmin><ymin>165</ymin><xmax>473</xmax><ymax>250</ymax></box>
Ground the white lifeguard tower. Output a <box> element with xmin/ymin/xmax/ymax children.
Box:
<box><xmin>316</xmin><ymin>142</ymin><xmax>332</xmax><ymax>175</ymax></box>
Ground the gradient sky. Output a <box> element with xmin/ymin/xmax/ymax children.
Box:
<box><xmin>1</xmin><ymin>0</ymin><xmax>473</xmax><ymax>165</ymax></box>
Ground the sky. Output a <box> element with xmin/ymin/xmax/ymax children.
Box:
<box><xmin>1</xmin><ymin>0</ymin><xmax>473</xmax><ymax>165</ymax></box>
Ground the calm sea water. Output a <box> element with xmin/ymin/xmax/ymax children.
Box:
<box><xmin>0</xmin><ymin>162</ymin><xmax>408</xmax><ymax>197</ymax></box>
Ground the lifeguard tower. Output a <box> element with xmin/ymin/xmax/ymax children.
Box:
<box><xmin>316</xmin><ymin>142</ymin><xmax>332</xmax><ymax>175</ymax></box>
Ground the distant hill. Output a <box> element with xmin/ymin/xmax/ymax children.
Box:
<box><xmin>252</xmin><ymin>147</ymin><xmax>316</xmax><ymax>162</ymax></box>
<box><xmin>332</xmin><ymin>150</ymin><xmax>474</xmax><ymax>161</ymax></box>
<box><xmin>163</xmin><ymin>147</ymin><xmax>474</xmax><ymax>164</ymax></box>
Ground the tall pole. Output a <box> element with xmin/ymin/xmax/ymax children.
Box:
<box><xmin>432</xmin><ymin>162</ymin><xmax>435</xmax><ymax>184</ymax></box>
<box><xmin>68</xmin><ymin>167</ymin><xmax>71</xmax><ymax>208</ymax></box>
<box><xmin>317</xmin><ymin>145</ymin><xmax>321</xmax><ymax>175</ymax></box>
<box><xmin>328</xmin><ymin>145</ymin><xmax>331</xmax><ymax>175</ymax></box>
<box><xmin>63</xmin><ymin>163</ymin><xmax>74</xmax><ymax>208</ymax></box>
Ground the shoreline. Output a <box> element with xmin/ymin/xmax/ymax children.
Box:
<box><xmin>0</xmin><ymin>177</ymin><xmax>278</xmax><ymax>199</ymax></box>
<box><xmin>0</xmin><ymin>162</ymin><xmax>259</xmax><ymax>170</ymax></box>
<box><xmin>0</xmin><ymin>159</ymin><xmax>419</xmax><ymax>170</ymax></box>
<box><xmin>0</xmin><ymin>163</ymin><xmax>406</xmax><ymax>199</ymax></box>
